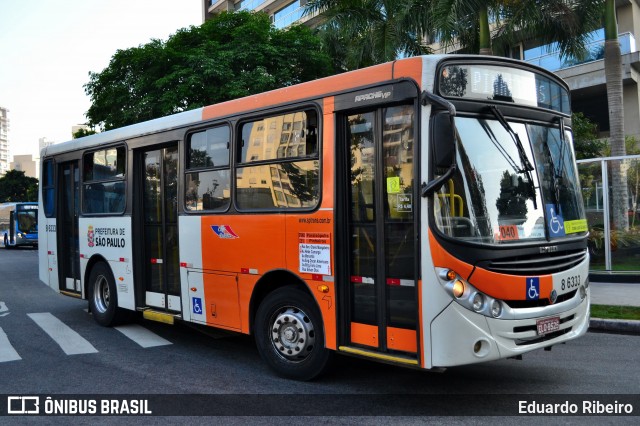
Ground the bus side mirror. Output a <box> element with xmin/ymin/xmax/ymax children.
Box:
<box><xmin>433</xmin><ymin>113</ymin><xmax>456</xmax><ymax>168</ymax></box>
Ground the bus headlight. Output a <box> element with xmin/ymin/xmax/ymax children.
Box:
<box><xmin>472</xmin><ymin>293</ymin><xmax>484</xmax><ymax>312</ymax></box>
<box><xmin>491</xmin><ymin>300</ymin><xmax>502</xmax><ymax>318</ymax></box>
<box><xmin>17</xmin><ymin>233</ymin><xmax>23</xmax><ymax>238</ymax></box>
<box><xmin>452</xmin><ymin>280</ymin><xmax>465</xmax><ymax>298</ymax></box>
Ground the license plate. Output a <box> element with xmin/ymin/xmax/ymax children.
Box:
<box><xmin>536</xmin><ymin>317</ymin><xmax>560</xmax><ymax>336</ymax></box>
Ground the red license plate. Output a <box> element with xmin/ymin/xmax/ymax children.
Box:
<box><xmin>536</xmin><ymin>317</ymin><xmax>560</xmax><ymax>336</ymax></box>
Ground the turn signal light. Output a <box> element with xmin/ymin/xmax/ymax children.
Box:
<box><xmin>446</xmin><ymin>270</ymin><xmax>457</xmax><ymax>281</ymax></box>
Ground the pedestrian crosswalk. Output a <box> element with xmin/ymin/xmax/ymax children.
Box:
<box><xmin>0</xmin><ymin>311</ymin><xmax>173</xmax><ymax>363</ymax></box>
<box><xmin>28</xmin><ymin>312</ymin><xmax>98</xmax><ymax>355</ymax></box>
<box><xmin>0</xmin><ymin>328</ymin><xmax>22</xmax><ymax>362</ymax></box>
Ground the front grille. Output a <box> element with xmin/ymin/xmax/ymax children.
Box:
<box><xmin>504</xmin><ymin>290</ymin><xmax>577</xmax><ymax>309</ymax></box>
<box><xmin>514</xmin><ymin>328</ymin><xmax>572</xmax><ymax>346</ymax></box>
<box><xmin>480</xmin><ymin>249</ymin><xmax>587</xmax><ymax>276</ymax></box>
<box><xmin>513</xmin><ymin>315</ymin><xmax>575</xmax><ymax>334</ymax></box>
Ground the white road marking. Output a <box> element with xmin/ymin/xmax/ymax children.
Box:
<box><xmin>114</xmin><ymin>324</ymin><xmax>172</xmax><ymax>348</ymax></box>
<box><xmin>27</xmin><ymin>313</ymin><xmax>98</xmax><ymax>355</ymax></box>
<box><xmin>0</xmin><ymin>327</ymin><xmax>22</xmax><ymax>362</ymax></box>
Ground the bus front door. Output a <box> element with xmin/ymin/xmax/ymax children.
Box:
<box><xmin>342</xmin><ymin>105</ymin><xmax>419</xmax><ymax>360</ymax></box>
<box><xmin>58</xmin><ymin>162</ymin><xmax>81</xmax><ymax>295</ymax></box>
<box><xmin>139</xmin><ymin>145</ymin><xmax>181</xmax><ymax>313</ymax></box>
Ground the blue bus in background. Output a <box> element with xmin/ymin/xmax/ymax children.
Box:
<box><xmin>1</xmin><ymin>202</ymin><xmax>38</xmax><ymax>248</ymax></box>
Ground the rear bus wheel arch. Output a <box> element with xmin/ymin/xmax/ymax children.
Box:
<box><xmin>86</xmin><ymin>259</ymin><xmax>129</xmax><ymax>326</ymax></box>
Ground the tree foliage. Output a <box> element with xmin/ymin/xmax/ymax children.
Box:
<box><xmin>84</xmin><ymin>11</ymin><xmax>333</xmax><ymax>130</ymax></box>
<box><xmin>305</xmin><ymin>0</ymin><xmax>433</xmax><ymax>70</ymax></box>
<box><xmin>572</xmin><ymin>112</ymin><xmax>605</xmax><ymax>160</ymax></box>
<box><xmin>72</xmin><ymin>127</ymin><xmax>97</xmax><ymax>139</ymax></box>
<box><xmin>0</xmin><ymin>170</ymin><xmax>39</xmax><ymax>202</ymax></box>
<box><xmin>307</xmin><ymin>0</ymin><xmax>604</xmax><ymax>70</ymax></box>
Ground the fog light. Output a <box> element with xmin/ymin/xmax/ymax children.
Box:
<box><xmin>452</xmin><ymin>279</ymin><xmax>465</xmax><ymax>298</ymax></box>
<box><xmin>472</xmin><ymin>293</ymin><xmax>484</xmax><ymax>312</ymax></box>
<box><xmin>491</xmin><ymin>300</ymin><xmax>502</xmax><ymax>317</ymax></box>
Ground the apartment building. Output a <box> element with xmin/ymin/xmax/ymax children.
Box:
<box><xmin>0</xmin><ymin>107</ymin><xmax>9</xmax><ymax>176</ymax></box>
<box><xmin>9</xmin><ymin>154</ymin><xmax>37</xmax><ymax>179</ymax></box>
<box><xmin>204</xmin><ymin>0</ymin><xmax>321</xmax><ymax>29</ymax></box>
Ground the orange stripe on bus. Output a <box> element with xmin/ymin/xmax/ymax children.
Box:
<box><xmin>428</xmin><ymin>231</ymin><xmax>474</xmax><ymax>280</ymax></box>
<box><xmin>201</xmin><ymin>62</ymin><xmax>397</xmax><ymax>121</ymax></box>
<box><xmin>469</xmin><ymin>267</ymin><xmax>553</xmax><ymax>301</ymax></box>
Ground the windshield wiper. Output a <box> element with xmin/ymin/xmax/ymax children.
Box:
<box><xmin>544</xmin><ymin>117</ymin><xmax>567</xmax><ymax>212</ymax></box>
<box><xmin>487</xmin><ymin>105</ymin><xmax>538</xmax><ymax>209</ymax></box>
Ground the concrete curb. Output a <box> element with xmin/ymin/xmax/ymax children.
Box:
<box><xmin>589</xmin><ymin>318</ymin><xmax>640</xmax><ymax>334</ymax></box>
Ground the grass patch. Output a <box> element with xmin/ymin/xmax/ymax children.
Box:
<box><xmin>591</xmin><ymin>304</ymin><xmax>640</xmax><ymax>321</ymax></box>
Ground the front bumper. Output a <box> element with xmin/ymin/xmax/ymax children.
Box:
<box><xmin>431</xmin><ymin>289</ymin><xmax>590</xmax><ymax>367</ymax></box>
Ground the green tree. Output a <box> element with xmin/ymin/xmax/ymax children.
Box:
<box><xmin>0</xmin><ymin>170</ymin><xmax>38</xmax><ymax>202</ymax></box>
<box><xmin>84</xmin><ymin>11</ymin><xmax>333</xmax><ymax>130</ymax></box>
<box><xmin>430</xmin><ymin>0</ymin><xmax>603</xmax><ymax>58</ymax></box>
<box><xmin>72</xmin><ymin>127</ymin><xmax>97</xmax><ymax>139</ymax></box>
<box><xmin>307</xmin><ymin>1</ymin><xmax>602</xmax><ymax>69</ymax></box>
<box><xmin>305</xmin><ymin>0</ymin><xmax>432</xmax><ymax>70</ymax></box>
<box><xmin>573</xmin><ymin>112</ymin><xmax>605</xmax><ymax>160</ymax></box>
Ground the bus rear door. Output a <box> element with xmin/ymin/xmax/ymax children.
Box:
<box><xmin>137</xmin><ymin>144</ymin><xmax>182</xmax><ymax>315</ymax></box>
<box><xmin>58</xmin><ymin>161</ymin><xmax>82</xmax><ymax>295</ymax></box>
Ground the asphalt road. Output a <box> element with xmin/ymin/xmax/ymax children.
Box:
<box><xmin>0</xmin><ymin>247</ymin><xmax>639</xmax><ymax>422</ymax></box>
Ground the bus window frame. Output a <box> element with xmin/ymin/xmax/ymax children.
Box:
<box><xmin>81</xmin><ymin>143</ymin><xmax>128</xmax><ymax>216</ymax></box>
<box><xmin>183</xmin><ymin>122</ymin><xmax>232</xmax><ymax>214</ymax></box>
<box><xmin>42</xmin><ymin>158</ymin><xmax>56</xmax><ymax>218</ymax></box>
<box><xmin>233</xmin><ymin>104</ymin><xmax>323</xmax><ymax>213</ymax></box>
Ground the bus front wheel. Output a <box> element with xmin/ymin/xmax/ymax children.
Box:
<box><xmin>88</xmin><ymin>262</ymin><xmax>126</xmax><ymax>326</ymax></box>
<box><xmin>254</xmin><ymin>287</ymin><xmax>332</xmax><ymax>380</ymax></box>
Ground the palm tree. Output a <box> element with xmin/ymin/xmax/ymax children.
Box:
<box><xmin>604</xmin><ymin>0</ymin><xmax>629</xmax><ymax>231</ymax></box>
<box><xmin>431</xmin><ymin>0</ymin><xmax>602</xmax><ymax>59</ymax></box>
<box><xmin>304</xmin><ymin>0</ymin><xmax>433</xmax><ymax>70</ymax></box>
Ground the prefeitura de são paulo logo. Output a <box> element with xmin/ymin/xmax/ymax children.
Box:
<box><xmin>87</xmin><ymin>225</ymin><xmax>95</xmax><ymax>247</ymax></box>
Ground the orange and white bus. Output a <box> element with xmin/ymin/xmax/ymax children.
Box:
<box><xmin>39</xmin><ymin>55</ymin><xmax>590</xmax><ymax>379</ymax></box>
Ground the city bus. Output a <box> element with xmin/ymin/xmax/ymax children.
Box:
<box><xmin>39</xmin><ymin>55</ymin><xmax>590</xmax><ymax>380</ymax></box>
<box><xmin>1</xmin><ymin>202</ymin><xmax>38</xmax><ymax>248</ymax></box>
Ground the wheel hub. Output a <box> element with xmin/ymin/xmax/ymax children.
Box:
<box><xmin>271</xmin><ymin>307</ymin><xmax>315</xmax><ymax>361</ymax></box>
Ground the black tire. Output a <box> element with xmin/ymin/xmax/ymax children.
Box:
<box><xmin>88</xmin><ymin>262</ymin><xmax>128</xmax><ymax>326</ymax></box>
<box><xmin>255</xmin><ymin>287</ymin><xmax>332</xmax><ymax>380</ymax></box>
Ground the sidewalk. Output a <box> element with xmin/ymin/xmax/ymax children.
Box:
<box><xmin>589</xmin><ymin>279</ymin><xmax>640</xmax><ymax>334</ymax></box>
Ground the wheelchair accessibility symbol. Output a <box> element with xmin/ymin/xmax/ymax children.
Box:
<box><xmin>526</xmin><ymin>277</ymin><xmax>540</xmax><ymax>300</ymax></box>
<box><xmin>192</xmin><ymin>297</ymin><xmax>203</xmax><ymax>315</ymax></box>
<box><xmin>545</xmin><ymin>204</ymin><xmax>566</xmax><ymax>237</ymax></box>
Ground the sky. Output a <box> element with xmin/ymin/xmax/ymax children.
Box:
<box><xmin>0</xmin><ymin>0</ymin><xmax>202</xmax><ymax>160</ymax></box>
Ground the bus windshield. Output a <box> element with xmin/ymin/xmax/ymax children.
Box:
<box><xmin>17</xmin><ymin>210</ymin><xmax>38</xmax><ymax>233</ymax></box>
<box><xmin>434</xmin><ymin>116</ymin><xmax>586</xmax><ymax>244</ymax></box>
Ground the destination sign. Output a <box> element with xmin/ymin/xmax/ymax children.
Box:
<box><xmin>438</xmin><ymin>63</ymin><xmax>570</xmax><ymax>114</ymax></box>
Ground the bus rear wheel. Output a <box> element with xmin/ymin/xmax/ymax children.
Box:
<box><xmin>88</xmin><ymin>262</ymin><xmax>127</xmax><ymax>326</ymax></box>
<box><xmin>254</xmin><ymin>287</ymin><xmax>332</xmax><ymax>380</ymax></box>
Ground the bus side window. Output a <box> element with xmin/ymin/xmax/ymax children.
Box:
<box><xmin>82</xmin><ymin>147</ymin><xmax>126</xmax><ymax>214</ymax></box>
